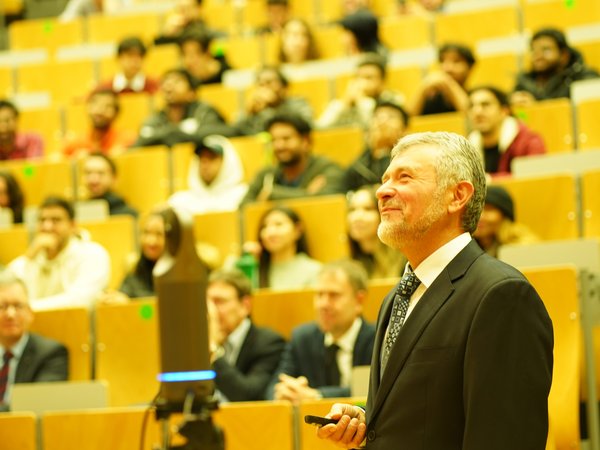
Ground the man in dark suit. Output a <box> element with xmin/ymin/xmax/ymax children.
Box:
<box><xmin>317</xmin><ymin>132</ymin><xmax>553</xmax><ymax>449</ymax></box>
<box><xmin>267</xmin><ymin>259</ymin><xmax>375</xmax><ymax>403</ymax></box>
<box><xmin>207</xmin><ymin>268</ymin><xmax>285</xmax><ymax>402</ymax></box>
<box><xmin>0</xmin><ymin>271</ymin><xmax>69</xmax><ymax>411</ymax></box>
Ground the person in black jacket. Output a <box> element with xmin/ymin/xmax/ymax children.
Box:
<box><xmin>0</xmin><ymin>271</ymin><xmax>68</xmax><ymax>412</ymax></box>
<box><xmin>207</xmin><ymin>268</ymin><xmax>285</xmax><ymax>401</ymax></box>
<box><xmin>511</xmin><ymin>27</ymin><xmax>599</xmax><ymax>107</ymax></box>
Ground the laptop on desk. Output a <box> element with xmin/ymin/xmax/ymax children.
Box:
<box><xmin>10</xmin><ymin>381</ymin><xmax>109</xmax><ymax>415</ymax></box>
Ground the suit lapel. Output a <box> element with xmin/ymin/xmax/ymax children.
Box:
<box><xmin>369</xmin><ymin>288</ymin><xmax>397</xmax><ymax>389</ymax></box>
<box><xmin>368</xmin><ymin>241</ymin><xmax>483</xmax><ymax>422</ymax></box>
<box><xmin>15</xmin><ymin>336</ymin><xmax>36</xmax><ymax>383</ymax></box>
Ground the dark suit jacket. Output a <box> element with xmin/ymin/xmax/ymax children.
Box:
<box><xmin>266</xmin><ymin>319</ymin><xmax>376</xmax><ymax>399</ymax></box>
<box><xmin>213</xmin><ymin>323</ymin><xmax>285</xmax><ymax>402</ymax></box>
<box><xmin>365</xmin><ymin>240</ymin><xmax>553</xmax><ymax>450</ymax></box>
<box><xmin>15</xmin><ymin>333</ymin><xmax>69</xmax><ymax>383</ymax></box>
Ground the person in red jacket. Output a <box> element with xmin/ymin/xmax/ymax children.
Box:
<box><xmin>467</xmin><ymin>85</ymin><xmax>546</xmax><ymax>176</ymax></box>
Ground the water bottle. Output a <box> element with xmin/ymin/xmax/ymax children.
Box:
<box><xmin>235</xmin><ymin>252</ymin><xmax>259</xmax><ymax>289</ymax></box>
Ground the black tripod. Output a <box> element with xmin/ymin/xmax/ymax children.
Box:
<box><xmin>155</xmin><ymin>393</ymin><xmax>225</xmax><ymax>450</ymax></box>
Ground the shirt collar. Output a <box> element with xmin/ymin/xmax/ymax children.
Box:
<box><xmin>412</xmin><ymin>232</ymin><xmax>472</xmax><ymax>288</ymax></box>
<box><xmin>112</xmin><ymin>72</ymin><xmax>146</xmax><ymax>92</ymax></box>
<box><xmin>324</xmin><ymin>317</ymin><xmax>363</xmax><ymax>353</ymax></box>
<box><xmin>1</xmin><ymin>333</ymin><xmax>29</xmax><ymax>361</ymax></box>
<box><xmin>226</xmin><ymin>317</ymin><xmax>251</xmax><ymax>353</ymax></box>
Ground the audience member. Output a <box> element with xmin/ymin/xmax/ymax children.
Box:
<box><xmin>95</xmin><ymin>37</ymin><xmax>160</xmax><ymax>95</ymax></box>
<box><xmin>347</xmin><ymin>185</ymin><xmax>407</xmax><ymax>279</ymax></box>
<box><xmin>267</xmin><ymin>259</ymin><xmax>375</xmax><ymax>402</ymax></box>
<box><xmin>99</xmin><ymin>210</ymin><xmax>220</xmax><ymax>304</ymax></box>
<box><xmin>473</xmin><ymin>185</ymin><xmax>539</xmax><ymax>258</ymax></box>
<box><xmin>318</xmin><ymin>53</ymin><xmax>405</xmax><ymax>130</ymax></box>
<box><xmin>243</xmin><ymin>205</ymin><xmax>322</xmax><ymax>290</ymax></box>
<box><xmin>133</xmin><ymin>69</ymin><xmax>229</xmax><ymax>148</ymax></box>
<box><xmin>81</xmin><ymin>152</ymin><xmax>138</xmax><ymax>218</ymax></box>
<box><xmin>62</xmin><ymin>89</ymin><xmax>135</xmax><ymax>157</ymax></box>
<box><xmin>343</xmin><ymin>101</ymin><xmax>409</xmax><ymax>191</ymax></box>
<box><xmin>511</xmin><ymin>27</ymin><xmax>599</xmax><ymax>107</ymax></box>
<box><xmin>468</xmin><ymin>86</ymin><xmax>546</xmax><ymax>176</ymax></box>
<box><xmin>207</xmin><ymin>268</ymin><xmax>286</xmax><ymax>401</ymax></box>
<box><xmin>154</xmin><ymin>0</ymin><xmax>209</xmax><ymax>46</ymax></box>
<box><xmin>0</xmin><ymin>271</ymin><xmax>68</xmax><ymax>412</ymax></box>
<box><xmin>178</xmin><ymin>28</ymin><xmax>231</xmax><ymax>88</ymax></box>
<box><xmin>0</xmin><ymin>100</ymin><xmax>43</xmax><ymax>161</ymax></box>
<box><xmin>278</xmin><ymin>18</ymin><xmax>319</xmax><ymax>64</ymax></box>
<box><xmin>234</xmin><ymin>66</ymin><xmax>313</xmax><ymax>136</ymax></box>
<box><xmin>8</xmin><ymin>196</ymin><xmax>110</xmax><ymax>311</ymax></box>
<box><xmin>241</xmin><ymin>113</ymin><xmax>345</xmax><ymax>205</ymax></box>
<box><xmin>339</xmin><ymin>10</ymin><xmax>387</xmax><ymax>58</ymax></box>
<box><xmin>0</xmin><ymin>171</ymin><xmax>25</xmax><ymax>224</ymax></box>
<box><xmin>408</xmin><ymin>43</ymin><xmax>475</xmax><ymax>116</ymax></box>
<box><xmin>168</xmin><ymin>135</ymin><xmax>248</xmax><ymax>215</ymax></box>
<box><xmin>256</xmin><ymin>0</ymin><xmax>291</xmax><ymax>35</ymax></box>
<box><xmin>59</xmin><ymin>0</ymin><xmax>130</xmax><ymax>21</ymax></box>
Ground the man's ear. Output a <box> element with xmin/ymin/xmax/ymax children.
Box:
<box><xmin>448</xmin><ymin>180</ymin><xmax>474</xmax><ymax>214</ymax></box>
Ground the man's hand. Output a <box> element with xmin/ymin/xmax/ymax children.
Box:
<box><xmin>274</xmin><ymin>374</ymin><xmax>321</xmax><ymax>404</ymax></box>
<box><xmin>316</xmin><ymin>403</ymin><xmax>367</xmax><ymax>449</ymax></box>
<box><xmin>26</xmin><ymin>233</ymin><xmax>60</xmax><ymax>259</ymax></box>
<box><xmin>306</xmin><ymin>175</ymin><xmax>326</xmax><ymax>194</ymax></box>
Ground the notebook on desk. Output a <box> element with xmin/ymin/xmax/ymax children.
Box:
<box><xmin>10</xmin><ymin>381</ymin><xmax>109</xmax><ymax>414</ymax></box>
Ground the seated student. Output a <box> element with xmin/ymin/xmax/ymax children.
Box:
<box><xmin>62</xmin><ymin>89</ymin><xmax>136</xmax><ymax>157</ymax></box>
<box><xmin>8</xmin><ymin>196</ymin><xmax>110</xmax><ymax>311</ymax></box>
<box><xmin>98</xmin><ymin>210</ymin><xmax>221</xmax><ymax>303</ymax></box>
<box><xmin>408</xmin><ymin>42</ymin><xmax>475</xmax><ymax>116</ymax></box>
<box><xmin>168</xmin><ymin>135</ymin><xmax>248</xmax><ymax>215</ymax></box>
<box><xmin>241</xmin><ymin>112</ymin><xmax>345</xmax><ymax>206</ymax></box>
<box><xmin>0</xmin><ymin>100</ymin><xmax>43</xmax><ymax>161</ymax></box>
<box><xmin>178</xmin><ymin>28</ymin><xmax>231</xmax><ymax>88</ymax></box>
<box><xmin>234</xmin><ymin>66</ymin><xmax>313</xmax><ymax>136</ymax></box>
<box><xmin>95</xmin><ymin>36</ymin><xmax>159</xmax><ymax>95</ymax></box>
<box><xmin>278</xmin><ymin>18</ymin><xmax>319</xmax><ymax>65</ymax></box>
<box><xmin>243</xmin><ymin>205</ymin><xmax>322</xmax><ymax>290</ymax></box>
<box><xmin>266</xmin><ymin>259</ymin><xmax>375</xmax><ymax>402</ymax></box>
<box><xmin>133</xmin><ymin>68</ymin><xmax>230</xmax><ymax>148</ymax></box>
<box><xmin>154</xmin><ymin>0</ymin><xmax>211</xmax><ymax>46</ymax></box>
<box><xmin>317</xmin><ymin>53</ymin><xmax>405</xmax><ymax>130</ymax></box>
<box><xmin>347</xmin><ymin>185</ymin><xmax>407</xmax><ymax>279</ymax></box>
<box><xmin>473</xmin><ymin>185</ymin><xmax>539</xmax><ymax>258</ymax></box>
<box><xmin>343</xmin><ymin>100</ymin><xmax>409</xmax><ymax>191</ymax></box>
<box><xmin>511</xmin><ymin>27</ymin><xmax>599</xmax><ymax>107</ymax></box>
<box><xmin>59</xmin><ymin>0</ymin><xmax>130</xmax><ymax>21</ymax></box>
<box><xmin>81</xmin><ymin>152</ymin><xmax>138</xmax><ymax>218</ymax></box>
<box><xmin>256</xmin><ymin>0</ymin><xmax>291</xmax><ymax>35</ymax></box>
<box><xmin>0</xmin><ymin>171</ymin><xmax>25</xmax><ymax>224</ymax></box>
<box><xmin>0</xmin><ymin>270</ymin><xmax>68</xmax><ymax>412</ymax></box>
<box><xmin>339</xmin><ymin>9</ymin><xmax>387</xmax><ymax>58</ymax></box>
<box><xmin>467</xmin><ymin>86</ymin><xmax>546</xmax><ymax>176</ymax></box>
<box><xmin>207</xmin><ymin>268</ymin><xmax>286</xmax><ymax>402</ymax></box>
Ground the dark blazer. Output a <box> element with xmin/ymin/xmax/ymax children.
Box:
<box><xmin>266</xmin><ymin>319</ymin><xmax>376</xmax><ymax>399</ymax></box>
<box><xmin>15</xmin><ymin>333</ymin><xmax>69</xmax><ymax>383</ymax></box>
<box><xmin>365</xmin><ymin>240</ymin><xmax>553</xmax><ymax>450</ymax></box>
<box><xmin>213</xmin><ymin>323</ymin><xmax>285</xmax><ymax>402</ymax></box>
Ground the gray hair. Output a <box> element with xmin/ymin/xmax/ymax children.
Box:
<box><xmin>0</xmin><ymin>270</ymin><xmax>29</xmax><ymax>296</ymax></box>
<box><xmin>391</xmin><ymin>132</ymin><xmax>486</xmax><ymax>234</ymax></box>
<box><xmin>319</xmin><ymin>259</ymin><xmax>369</xmax><ymax>294</ymax></box>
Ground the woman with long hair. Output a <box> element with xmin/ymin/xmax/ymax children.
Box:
<box><xmin>0</xmin><ymin>171</ymin><xmax>25</xmax><ymax>224</ymax></box>
<box><xmin>247</xmin><ymin>205</ymin><xmax>322</xmax><ymax>290</ymax></box>
<box><xmin>347</xmin><ymin>185</ymin><xmax>406</xmax><ymax>279</ymax></box>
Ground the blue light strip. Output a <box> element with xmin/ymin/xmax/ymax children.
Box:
<box><xmin>158</xmin><ymin>370</ymin><xmax>216</xmax><ymax>382</ymax></box>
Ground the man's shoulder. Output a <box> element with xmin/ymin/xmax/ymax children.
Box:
<box><xmin>249</xmin><ymin>323</ymin><xmax>285</xmax><ymax>344</ymax></box>
<box><xmin>27</xmin><ymin>333</ymin><xmax>68</xmax><ymax>354</ymax></box>
<box><xmin>290</xmin><ymin>322</ymin><xmax>322</xmax><ymax>341</ymax></box>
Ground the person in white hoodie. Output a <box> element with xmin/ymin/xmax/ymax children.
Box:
<box><xmin>168</xmin><ymin>135</ymin><xmax>248</xmax><ymax>215</ymax></box>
